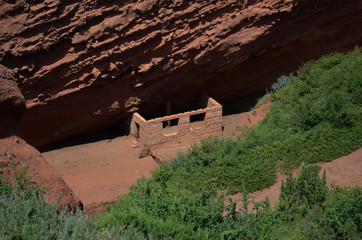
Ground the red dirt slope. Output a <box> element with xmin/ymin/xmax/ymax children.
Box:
<box><xmin>233</xmin><ymin>101</ymin><xmax>271</xmax><ymax>138</ymax></box>
<box><xmin>0</xmin><ymin>136</ymin><xmax>82</xmax><ymax>211</ymax></box>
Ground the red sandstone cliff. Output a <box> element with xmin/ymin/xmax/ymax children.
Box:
<box><xmin>0</xmin><ymin>65</ymin><xmax>81</xmax><ymax>209</ymax></box>
<box><xmin>0</xmin><ymin>0</ymin><xmax>361</xmax><ymax>147</ymax></box>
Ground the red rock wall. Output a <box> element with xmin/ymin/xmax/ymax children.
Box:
<box><xmin>0</xmin><ymin>64</ymin><xmax>25</xmax><ymax>137</ymax></box>
<box><xmin>0</xmin><ymin>65</ymin><xmax>81</xmax><ymax>210</ymax></box>
<box><xmin>0</xmin><ymin>0</ymin><xmax>361</xmax><ymax>147</ymax></box>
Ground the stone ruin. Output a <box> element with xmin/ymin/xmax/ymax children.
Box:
<box><xmin>130</xmin><ymin>94</ymin><xmax>223</xmax><ymax>161</ymax></box>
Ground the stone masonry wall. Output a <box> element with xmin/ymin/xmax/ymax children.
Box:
<box><xmin>131</xmin><ymin>96</ymin><xmax>223</xmax><ymax>157</ymax></box>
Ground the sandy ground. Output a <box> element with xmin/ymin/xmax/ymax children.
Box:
<box><xmin>222</xmin><ymin>112</ymin><xmax>249</xmax><ymax>138</ymax></box>
<box><xmin>43</xmin><ymin>136</ymin><xmax>158</xmax><ymax>210</ymax></box>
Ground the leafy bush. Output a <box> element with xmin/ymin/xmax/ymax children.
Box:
<box><xmin>2</xmin><ymin>157</ymin><xmax>360</xmax><ymax>239</ymax></box>
<box><xmin>271</xmin><ymin>75</ymin><xmax>291</xmax><ymax>94</ymax></box>
<box><xmin>168</xmin><ymin>137</ymin><xmax>277</xmax><ymax>194</ymax></box>
<box><xmin>277</xmin><ymin>164</ymin><xmax>328</xmax><ymax>219</ymax></box>
<box><xmin>321</xmin><ymin>186</ymin><xmax>362</xmax><ymax>240</ymax></box>
<box><xmin>272</xmin><ymin>183</ymin><xmax>361</xmax><ymax>240</ymax></box>
<box><xmin>0</xmin><ymin>193</ymin><xmax>149</xmax><ymax>240</ymax></box>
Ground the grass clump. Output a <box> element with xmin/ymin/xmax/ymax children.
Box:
<box><xmin>0</xmin><ymin>152</ymin><xmax>44</xmax><ymax>198</ymax></box>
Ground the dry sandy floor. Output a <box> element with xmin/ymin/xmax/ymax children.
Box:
<box><xmin>42</xmin><ymin>136</ymin><xmax>158</xmax><ymax>210</ymax></box>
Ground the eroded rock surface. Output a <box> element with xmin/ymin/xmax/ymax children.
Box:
<box><xmin>0</xmin><ymin>0</ymin><xmax>361</xmax><ymax>147</ymax></box>
<box><xmin>0</xmin><ymin>65</ymin><xmax>81</xmax><ymax>210</ymax></box>
<box><xmin>0</xmin><ymin>64</ymin><xmax>25</xmax><ymax>137</ymax></box>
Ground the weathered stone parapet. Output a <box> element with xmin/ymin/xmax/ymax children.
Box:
<box><xmin>131</xmin><ymin>95</ymin><xmax>222</xmax><ymax>158</ymax></box>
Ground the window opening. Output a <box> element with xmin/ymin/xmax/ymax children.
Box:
<box><xmin>162</xmin><ymin>118</ymin><xmax>179</xmax><ymax>135</ymax></box>
<box><xmin>190</xmin><ymin>113</ymin><xmax>206</xmax><ymax>129</ymax></box>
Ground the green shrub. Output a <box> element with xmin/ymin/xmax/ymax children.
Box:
<box><xmin>271</xmin><ymin>185</ymin><xmax>362</xmax><ymax>240</ymax></box>
<box><xmin>321</xmin><ymin>186</ymin><xmax>362</xmax><ymax>240</ymax></box>
<box><xmin>96</xmin><ymin>164</ymin><xmax>362</xmax><ymax>239</ymax></box>
<box><xmin>277</xmin><ymin>164</ymin><xmax>328</xmax><ymax>219</ymax></box>
<box><xmin>271</xmin><ymin>75</ymin><xmax>291</xmax><ymax>94</ymax></box>
<box><xmin>271</xmin><ymin>166</ymin><xmax>361</xmax><ymax>240</ymax></box>
<box><xmin>0</xmin><ymin>192</ymin><xmax>149</xmax><ymax>240</ymax></box>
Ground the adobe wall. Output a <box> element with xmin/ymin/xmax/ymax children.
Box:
<box><xmin>130</xmin><ymin>112</ymin><xmax>147</xmax><ymax>145</ymax></box>
<box><xmin>130</xmin><ymin>96</ymin><xmax>223</xmax><ymax>156</ymax></box>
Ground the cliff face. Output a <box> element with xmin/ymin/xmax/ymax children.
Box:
<box><xmin>0</xmin><ymin>65</ymin><xmax>80</xmax><ymax>209</ymax></box>
<box><xmin>0</xmin><ymin>64</ymin><xmax>26</xmax><ymax>139</ymax></box>
<box><xmin>0</xmin><ymin>0</ymin><xmax>361</xmax><ymax>147</ymax></box>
